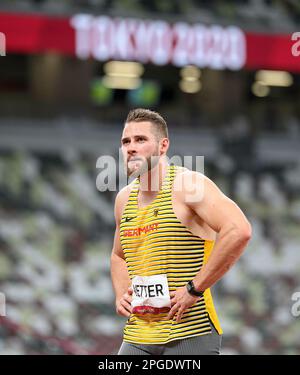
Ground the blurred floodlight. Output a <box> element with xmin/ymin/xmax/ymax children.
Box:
<box><xmin>179</xmin><ymin>79</ymin><xmax>202</xmax><ymax>93</ymax></box>
<box><xmin>102</xmin><ymin>75</ymin><xmax>142</xmax><ymax>90</ymax></box>
<box><xmin>255</xmin><ymin>70</ymin><xmax>293</xmax><ymax>87</ymax></box>
<box><xmin>128</xmin><ymin>80</ymin><xmax>161</xmax><ymax>106</ymax></box>
<box><xmin>90</xmin><ymin>78</ymin><xmax>113</xmax><ymax>105</ymax></box>
<box><xmin>104</xmin><ymin>61</ymin><xmax>144</xmax><ymax>78</ymax></box>
<box><xmin>180</xmin><ymin>65</ymin><xmax>201</xmax><ymax>80</ymax></box>
<box><xmin>252</xmin><ymin>81</ymin><xmax>270</xmax><ymax>97</ymax></box>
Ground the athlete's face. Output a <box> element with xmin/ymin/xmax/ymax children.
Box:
<box><xmin>121</xmin><ymin>121</ymin><xmax>165</xmax><ymax>178</ymax></box>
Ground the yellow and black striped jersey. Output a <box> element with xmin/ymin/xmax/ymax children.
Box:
<box><xmin>120</xmin><ymin>164</ymin><xmax>222</xmax><ymax>344</ymax></box>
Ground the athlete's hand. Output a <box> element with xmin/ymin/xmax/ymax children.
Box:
<box><xmin>167</xmin><ymin>286</ymin><xmax>199</xmax><ymax>322</ymax></box>
<box><xmin>116</xmin><ymin>286</ymin><xmax>133</xmax><ymax>317</ymax></box>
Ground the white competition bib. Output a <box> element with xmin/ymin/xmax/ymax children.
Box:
<box><xmin>131</xmin><ymin>274</ymin><xmax>171</xmax><ymax>315</ymax></box>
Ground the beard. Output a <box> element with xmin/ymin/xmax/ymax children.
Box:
<box><xmin>126</xmin><ymin>150</ymin><xmax>160</xmax><ymax>179</ymax></box>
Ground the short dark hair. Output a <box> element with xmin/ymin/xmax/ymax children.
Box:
<box><xmin>125</xmin><ymin>108</ymin><xmax>168</xmax><ymax>140</ymax></box>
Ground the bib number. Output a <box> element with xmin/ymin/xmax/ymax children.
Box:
<box><xmin>131</xmin><ymin>274</ymin><xmax>171</xmax><ymax>315</ymax></box>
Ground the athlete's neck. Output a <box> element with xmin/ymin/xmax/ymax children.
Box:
<box><xmin>139</xmin><ymin>159</ymin><xmax>169</xmax><ymax>195</ymax></box>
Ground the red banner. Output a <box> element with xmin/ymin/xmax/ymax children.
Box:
<box><xmin>0</xmin><ymin>12</ymin><xmax>74</xmax><ymax>55</ymax></box>
<box><xmin>246</xmin><ymin>33</ymin><xmax>300</xmax><ymax>72</ymax></box>
<box><xmin>0</xmin><ymin>11</ymin><xmax>300</xmax><ymax>72</ymax></box>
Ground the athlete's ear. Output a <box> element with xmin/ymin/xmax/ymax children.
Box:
<box><xmin>159</xmin><ymin>138</ymin><xmax>169</xmax><ymax>155</ymax></box>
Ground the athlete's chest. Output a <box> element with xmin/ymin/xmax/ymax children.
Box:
<box><xmin>137</xmin><ymin>191</ymin><xmax>160</xmax><ymax>209</ymax></box>
<box><xmin>121</xmin><ymin>205</ymin><xmax>164</xmax><ymax>239</ymax></box>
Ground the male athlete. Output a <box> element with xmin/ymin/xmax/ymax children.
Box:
<box><xmin>111</xmin><ymin>108</ymin><xmax>252</xmax><ymax>355</ymax></box>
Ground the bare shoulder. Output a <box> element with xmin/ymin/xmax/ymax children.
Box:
<box><xmin>173</xmin><ymin>167</ymin><xmax>223</xmax><ymax>205</ymax></box>
<box><xmin>114</xmin><ymin>180</ymin><xmax>136</xmax><ymax>222</ymax></box>
<box><xmin>174</xmin><ymin>167</ymin><xmax>205</xmax><ymax>183</ymax></box>
<box><xmin>173</xmin><ymin>167</ymin><xmax>205</xmax><ymax>195</ymax></box>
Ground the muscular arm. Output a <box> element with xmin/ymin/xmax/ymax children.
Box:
<box><xmin>110</xmin><ymin>189</ymin><xmax>132</xmax><ymax>317</ymax></box>
<box><xmin>168</xmin><ymin>171</ymin><xmax>252</xmax><ymax>322</ymax></box>
<box><xmin>187</xmin><ymin>173</ymin><xmax>252</xmax><ymax>291</ymax></box>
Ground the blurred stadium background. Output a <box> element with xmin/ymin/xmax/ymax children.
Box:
<box><xmin>0</xmin><ymin>0</ymin><xmax>300</xmax><ymax>355</ymax></box>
